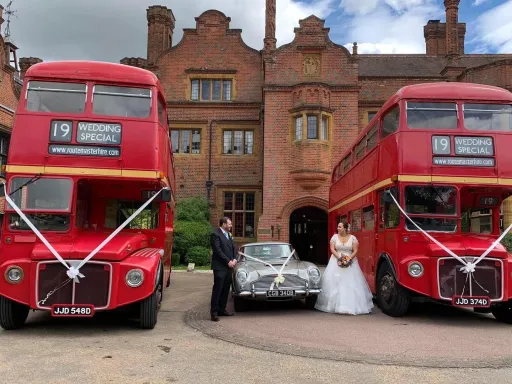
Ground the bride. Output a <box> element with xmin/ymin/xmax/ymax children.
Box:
<box><xmin>314</xmin><ymin>221</ymin><xmax>374</xmax><ymax>315</ymax></box>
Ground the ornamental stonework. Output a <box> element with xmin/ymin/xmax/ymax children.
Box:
<box><xmin>302</xmin><ymin>54</ymin><xmax>321</xmax><ymax>77</ymax></box>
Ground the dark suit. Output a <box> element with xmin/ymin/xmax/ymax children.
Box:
<box><xmin>210</xmin><ymin>227</ymin><xmax>236</xmax><ymax>314</ymax></box>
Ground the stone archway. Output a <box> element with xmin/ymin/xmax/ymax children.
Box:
<box><xmin>289</xmin><ymin>206</ymin><xmax>328</xmax><ymax>265</ymax></box>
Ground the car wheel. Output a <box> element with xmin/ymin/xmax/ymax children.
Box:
<box><xmin>304</xmin><ymin>295</ymin><xmax>317</xmax><ymax>309</ymax></box>
<box><xmin>376</xmin><ymin>262</ymin><xmax>410</xmax><ymax>317</ymax></box>
<box><xmin>233</xmin><ymin>296</ymin><xmax>248</xmax><ymax>312</ymax></box>
<box><xmin>0</xmin><ymin>296</ymin><xmax>29</xmax><ymax>330</ymax></box>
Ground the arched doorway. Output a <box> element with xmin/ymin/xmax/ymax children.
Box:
<box><xmin>289</xmin><ymin>206</ymin><xmax>328</xmax><ymax>265</ymax></box>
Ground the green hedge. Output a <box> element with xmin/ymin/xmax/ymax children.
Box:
<box><xmin>186</xmin><ymin>246</ymin><xmax>211</xmax><ymax>266</ymax></box>
<box><xmin>172</xmin><ymin>196</ymin><xmax>213</xmax><ymax>266</ymax></box>
<box><xmin>501</xmin><ymin>233</ymin><xmax>512</xmax><ymax>252</ymax></box>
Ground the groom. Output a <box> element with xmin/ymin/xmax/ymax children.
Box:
<box><xmin>210</xmin><ymin>217</ymin><xmax>237</xmax><ymax>321</ymax></box>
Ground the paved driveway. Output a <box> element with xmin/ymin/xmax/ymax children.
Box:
<box><xmin>1</xmin><ymin>271</ymin><xmax>511</xmax><ymax>383</ymax></box>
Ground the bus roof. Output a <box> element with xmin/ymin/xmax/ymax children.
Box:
<box><xmin>24</xmin><ymin>60</ymin><xmax>160</xmax><ymax>87</ymax></box>
<box><xmin>333</xmin><ymin>82</ymin><xmax>512</xmax><ymax>178</ymax></box>
<box><xmin>394</xmin><ymin>82</ymin><xmax>512</xmax><ymax>102</ymax></box>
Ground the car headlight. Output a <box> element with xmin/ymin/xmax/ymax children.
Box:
<box><xmin>126</xmin><ymin>269</ymin><xmax>144</xmax><ymax>287</ymax></box>
<box><xmin>308</xmin><ymin>267</ymin><xmax>321</xmax><ymax>282</ymax></box>
<box><xmin>408</xmin><ymin>261</ymin><xmax>424</xmax><ymax>278</ymax></box>
<box><xmin>5</xmin><ymin>266</ymin><xmax>23</xmax><ymax>284</ymax></box>
<box><xmin>236</xmin><ymin>269</ymin><xmax>248</xmax><ymax>284</ymax></box>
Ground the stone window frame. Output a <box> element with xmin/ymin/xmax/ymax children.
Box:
<box><xmin>218</xmin><ymin>123</ymin><xmax>259</xmax><ymax>158</ymax></box>
<box><xmin>185</xmin><ymin>73</ymin><xmax>237</xmax><ymax>102</ymax></box>
<box><xmin>169</xmin><ymin>122</ymin><xmax>206</xmax><ymax>157</ymax></box>
<box><xmin>366</xmin><ymin>110</ymin><xmax>378</xmax><ymax>125</ymax></box>
<box><xmin>217</xmin><ymin>187</ymin><xmax>261</xmax><ymax>241</ymax></box>
<box><xmin>291</xmin><ymin>108</ymin><xmax>332</xmax><ymax>143</ymax></box>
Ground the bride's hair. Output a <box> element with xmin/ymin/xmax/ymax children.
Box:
<box><xmin>337</xmin><ymin>221</ymin><xmax>350</xmax><ymax>232</ymax></box>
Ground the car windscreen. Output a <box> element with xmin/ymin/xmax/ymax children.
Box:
<box><xmin>241</xmin><ymin>244</ymin><xmax>295</xmax><ymax>259</ymax></box>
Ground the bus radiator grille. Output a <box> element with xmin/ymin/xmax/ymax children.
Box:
<box><xmin>37</xmin><ymin>261</ymin><xmax>111</xmax><ymax>309</ymax></box>
<box><xmin>438</xmin><ymin>258</ymin><xmax>502</xmax><ymax>300</ymax></box>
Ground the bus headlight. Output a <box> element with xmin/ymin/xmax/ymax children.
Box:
<box><xmin>408</xmin><ymin>262</ymin><xmax>424</xmax><ymax>278</ymax></box>
<box><xmin>236</xmin><ymin>269</ymin><xmax>248</xmax><ymax>284</ymax></box>
<box><xmin>5</xmin><ymin>266</ymin><xmax>24</xmax><ymax>284</ymax></box>
<box><xmin>126</xmin><ymin>269</ymin><xmax>144</xmax><ymax>287</ymax></box>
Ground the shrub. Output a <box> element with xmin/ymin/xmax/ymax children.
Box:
<box><xmin>171</xmin><ymin>252</ymin><xmax>181</xmax><ymax>266</ymax></box>
<box><xmin>176</xmin><ymin>196</ymin><xmax>210</xmax><ymax>222</ymax></box>
<box><xmin>186</xmin><ymin>246</ymin><xmax>211</xmax><ymax>266</ymax></box>
<box><xmin>173</xmin><ymin>220</ymin><xmax>213</xmax><ymax>259</ymax></box>
<box><xmin>501</xmin><ymin>232</ymin><xmax>512</xmax><ymax>252</ymax></box>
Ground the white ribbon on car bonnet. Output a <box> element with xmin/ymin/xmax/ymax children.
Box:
<box><xmin>3</xmin><ymin>182</ymin><xmax>169</xmax><ymax>283</ymax></box>
<box><xmin>386</xmin><ymin>189</ymin><xmax>512</xmax><ymax>274</ymax></box>
<box><xmin>237</xmin><ymin>249</ymin><xmax>296</xmax><ymax>289</ymax></box>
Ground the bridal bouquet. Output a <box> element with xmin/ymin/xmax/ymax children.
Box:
<box><xmin>337</xmin><ymin>255</ymin><xmax>353</xmax><ymax>268</ymax></box>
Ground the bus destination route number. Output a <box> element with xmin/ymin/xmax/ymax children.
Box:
<box><xmin>452</xmin><ymin>296</ymin><xmax>490</xmax><ymax>308</ymax></box>
<box><xmin>50</xmin><ymin>120</ymin><xmax>73</xmax><ymax>143</ymax></box>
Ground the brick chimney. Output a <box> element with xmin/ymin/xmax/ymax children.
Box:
<box><xmin>423</xmin><ymin>1</ymin><xmax>465</xmax><ymax>56</ymax></box>
<box><xmin>445</xmin><ymin>0</ymin><xmax>462</xmax><ymax>58</ymax></box>
<box><xmin>264</xmin><ymin>0</ymin><xmax>277</xmax><ymax>52</ymax></box>
<box><xmin>147</xmin><ymin>5</ymin><xmax>175</xmax><ymax>66</ymax></box>
<box><xmin>19</xmin><ymin>57</ymin><xmax>43</xmax><ymax>79</ymax></box>
<box><xmin>352</xmin><ymin>42</ymin><xmax>358</xmax><ymax>55</ymax></box>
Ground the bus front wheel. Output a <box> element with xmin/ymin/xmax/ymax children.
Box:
<box><xmin>376</xmin><ymin>262</ymin><xmax>410</xmax><ymax>317</ymax></box>
<box><xmin>491</xmin><ymin>301</ymin><xmax>512</xmax><ymax>324</ymax></box>
<box><xmin>139</xmin><ymin>269</ymin><xmax>163</xmax><ymax>330</ymax></box>
<box><xmin>0</xmin><ymin>296</ymin><xmax>29</xmax><ymax>330</ymax></box>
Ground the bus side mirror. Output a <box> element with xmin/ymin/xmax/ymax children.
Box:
<box><xmin>160</xmin><ymin>189</ymin><xmax>172</xmax><ymax>202</ymax></box>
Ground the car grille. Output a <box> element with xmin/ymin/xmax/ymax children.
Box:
<box><xmin>252</xmin><ymin>274</ymin><xmax>307</xmax><ymax>290</ymax></box>
<box><xmin>438</xmin><ymin>257</ymin><xmax>503</xmax><ymax>300</ymax></box>
<box><xmin>36</xmin><ymin>261</ymin><xmax>112</xmax><ymax>309</ymax></box>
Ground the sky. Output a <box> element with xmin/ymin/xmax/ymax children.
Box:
<box><xmin>4</xmin><ymin>0</ymin><xmax>512</xmax><ymax>64</ymax></box>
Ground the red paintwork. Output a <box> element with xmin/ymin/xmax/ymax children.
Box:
<box><xmin>0</xmin><ymin>61</ymin><xmax>177</xmax><ymax>312</ymax></box>
<box><xmin>329</xmin><ymin>82</ymin><xmax>512</xmax><ymax>304</ymax></box>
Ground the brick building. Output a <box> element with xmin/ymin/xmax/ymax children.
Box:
<box><xmin>19</xmin><ymin>0</ymin><xmax>512</xmax><ymax>263</ymax></box>
<box><xmin>0</xmin><ymin>4</ymin><xmax>25</xmax><ymax>217</ymax></box>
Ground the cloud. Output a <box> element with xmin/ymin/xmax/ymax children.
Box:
<box><xmin>471</xmin><ymin>1</ymin><xmax>512</xmax><ymax>53</ymax></box>
<box><xmin>338</xmin><ymin>0</ymin><xmax>443</xmax><ymax>54</ymax></box>
<box><xmin>8</xmin><ymin>0</ymin><xmax>338</xmax><ymax>63</ymax></box>
<box><xmin>473</xmin><ymin>0</ymin><xmax>490</xmax><ymax>6</ymax></box>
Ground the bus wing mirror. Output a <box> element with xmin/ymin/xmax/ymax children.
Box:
<box><xmin>160</xmin><ymin>189</ymin><xmax>172</xmax><ymax>202</ymax></box>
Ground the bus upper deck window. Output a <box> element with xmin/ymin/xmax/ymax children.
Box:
<box><xmin>93</xmin><ymin>85</ymin><xmax>151</xmax><ymax>118</ymax></box>
<box><xmin>406</xmin><ymin>102</ymin><xmax>458</xmax><ymax>129</ymax></box>
<box><xmin>26</xmin><ymin>81</ymin><xmax>86</xmax><ymax>114</ymax></box>
<box><xmin>463</xmin><ymin>103</ymin><xmax>512</xmax><ymax>131</ymax></box>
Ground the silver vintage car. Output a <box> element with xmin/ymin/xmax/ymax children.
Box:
<box><xmin>231</xmin><ymin>242</ymin><xmax>322</xmax><ymax>311</ymax></box>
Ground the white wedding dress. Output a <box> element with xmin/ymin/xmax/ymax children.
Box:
<box><xmin>314</xmin><ymin>234</ymin><xmax>374</xmax><ymax>315</ymax></box>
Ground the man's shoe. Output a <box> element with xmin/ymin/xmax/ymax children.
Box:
<box><xmin>218</xmin><ymin>311</ymin><xmax>234</xmax><ymax>316</ymax></box>
<box><xmin>210</xmin><ymin>312</ymin><xmax>219</xmax><ymax>321</ymax></box>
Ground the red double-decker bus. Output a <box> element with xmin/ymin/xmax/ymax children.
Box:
<box><xmin>0</xmin><ymin>61</ymin><xmax>176</xmax><ymax>329</ymax></box>
<box><xmin>329</xmin><ymin>82</ymin><xmax>512</xmax><ymax>322</ymax></box>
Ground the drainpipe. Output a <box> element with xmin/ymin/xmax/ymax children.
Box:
<box><xmin>206</xmin><ymin>120</ymin><xmax>216</xmax><ymax>203</ymax></box>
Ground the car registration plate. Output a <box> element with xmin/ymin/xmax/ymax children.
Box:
<box><xmin>266</xmin><ymin>290</ymin><xmax>295</xmax><ymax>297</ymax></box>
<box><xmin>51</xmin><ymin>304</ymin><xmax>95</xmax><ymax>317</ymax></box>
<box><xmin>452</xmin><ymin>296</ymin><xmax>490</xmax><ymax>308</ymax></box>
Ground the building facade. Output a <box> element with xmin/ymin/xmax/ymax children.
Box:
<box><xmin>0</xmin><ymin>4</ymin><xmax>26</xmax><ymax>218</ymax></box>
<box><xmin>19</xmin><ymin>0</ymin><xmax>512</xmax><ymax>263</ymax></box>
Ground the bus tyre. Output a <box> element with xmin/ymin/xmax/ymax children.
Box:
<box><xmin>491</xmin><ymin>302</ymin><xmax>512</xmax><ymax>324</ymax></box>
<box><xmin>139</xmin><ymin>270</ymin><xmax>163</xmax><ymax>330</ymax></box>
<box><xmin>0</xmin><ymin>296</ymin><xmax>29</xmax><ymax>330</ymax></box>
<box><xmin>376</xmin><ymin>263</ymin><xmax>410</xmax><ymax>317</ymax></box>
<box><xmin>233</xmin><ymin>296</ymin><xmax>248</xmax><ymax>312</ymax></box>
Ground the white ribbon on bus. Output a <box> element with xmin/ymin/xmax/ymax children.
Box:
<box><xmin>237</xmin><ymin>249</ymin><xmax>296</xmax><ymax>289</ymax></box>
<box><xmin>386</xmin><ymin>189</ymin><xmax>512</xmax><ymax>274</ymax></box>
<box><xmin>2</xmin><ymin>182</ymin><xmax>169</xmax><ymax>283</ymax></box>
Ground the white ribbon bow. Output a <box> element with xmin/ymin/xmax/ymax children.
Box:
<box><xmin>386</xmin><ymin>189</ymin><xmax>512</xmax><ymax>274</ymax></box>
<box><xmin>3</xmin><ymin>182</ymin><xmax>169</xmax><ymax>283</ymax></box>
<box><xmin>237</xmin><ymin>249</ymin><xmax>296</xmax><ymax>289</ymax></box>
